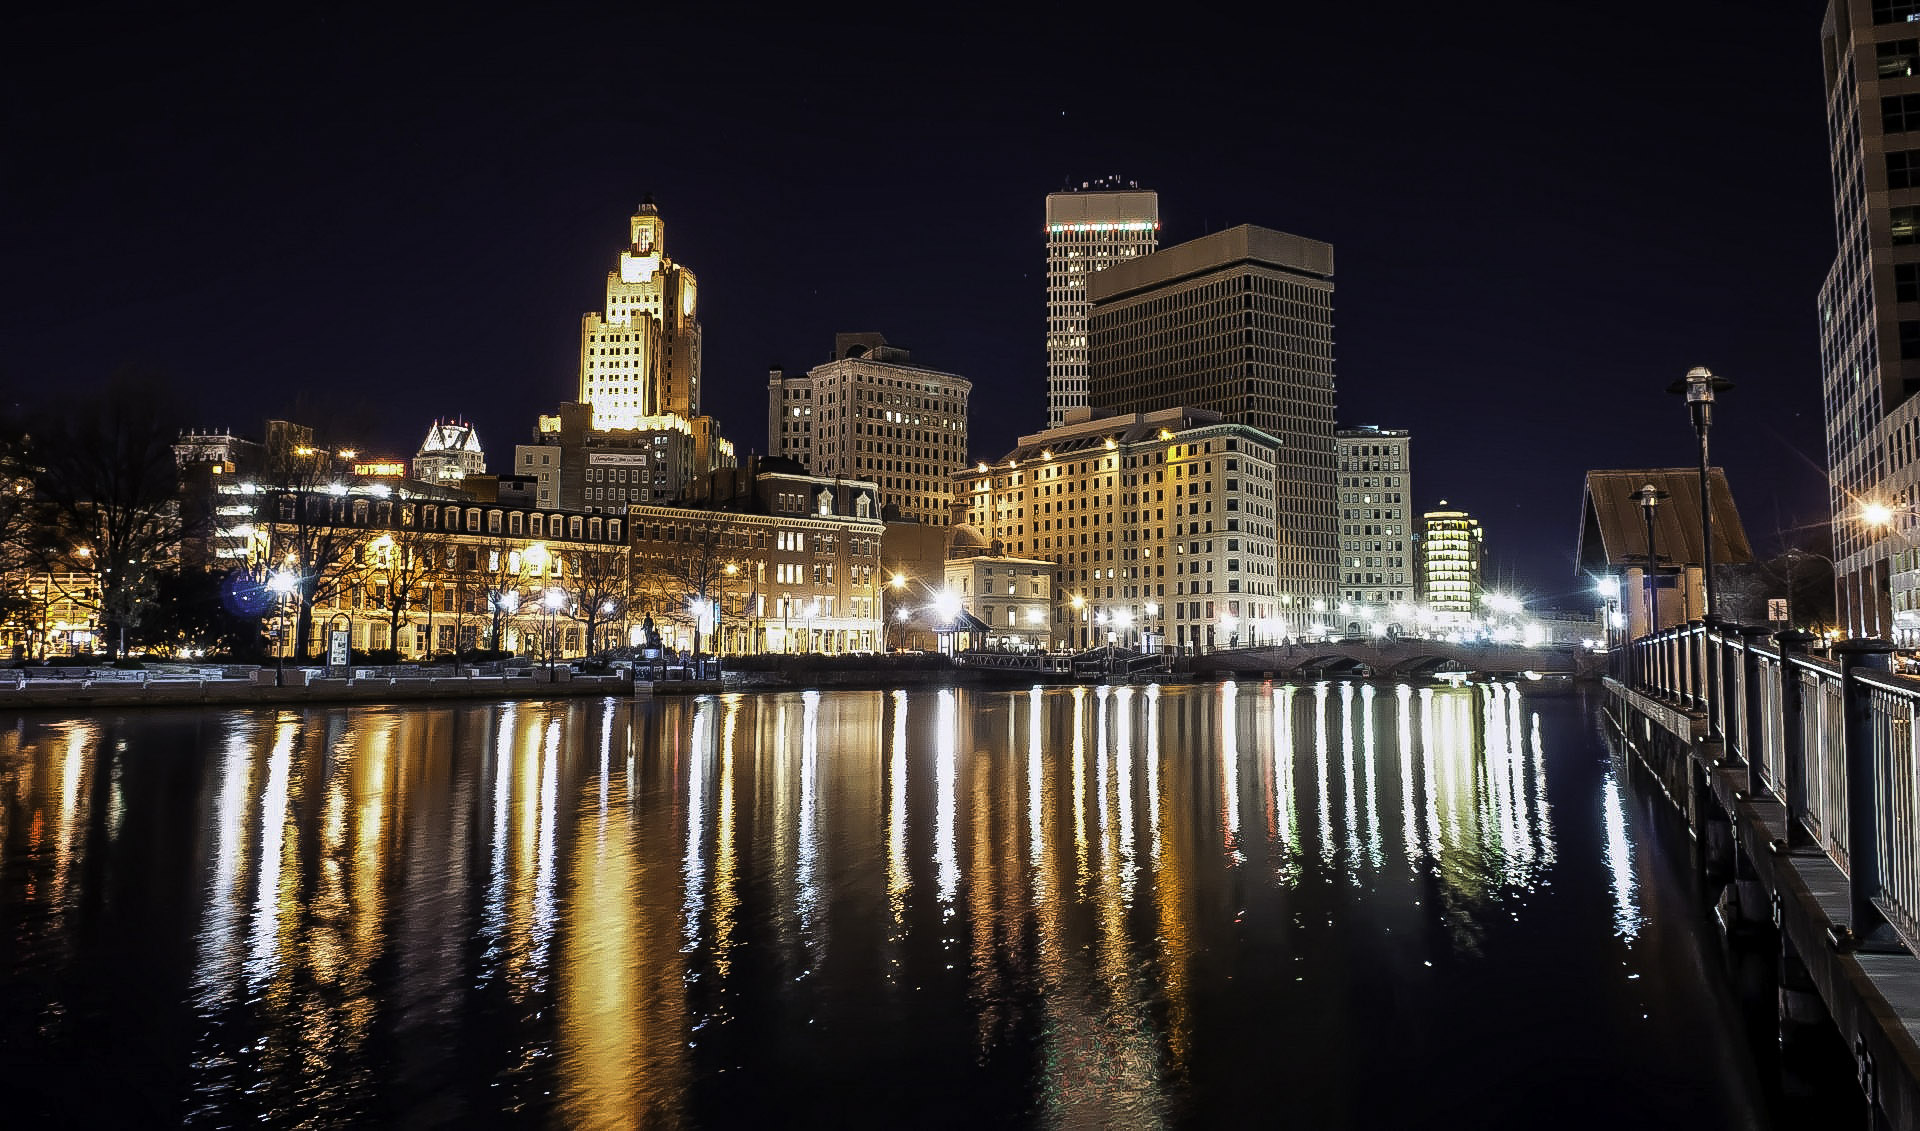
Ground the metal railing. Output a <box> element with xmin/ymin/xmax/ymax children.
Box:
<box><xmin>1622</xmin><ymin>621</ymin><xmax>1918</xmax><ymax>953</ymax></box>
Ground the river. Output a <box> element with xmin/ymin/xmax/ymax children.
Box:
<box><xmin>0</xmin><ymin>682</ymin><xmax>1787</xmax><ymax>1127</ymax></box>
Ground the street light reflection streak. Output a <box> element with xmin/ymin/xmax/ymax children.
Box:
<box><xmin>1026</xmin><ymin>687</ymin><xmax>1043</xmax><ymax>899</ymax></box>
<box><xmin>798</xmin><ymin>691</ymin><xmax>824</xmax><ymax>941</ymax></box>
<box><xmin>1397</xmin><ymin>685</ymin><xmax>1418</xmax><ymax>871</ymax></box>
<box><xmin>889</xmin><ymin>690</ymin><xmax>910</xmax><ymax>928</ymax></box>
<box><xmin>1314</xmin><ymin>682</ymin><xmax>1333</xmax><ymax>866</ymax></box>
<box><xmin>1420</xmin><ymin>689</ymin><xmax>1443</xmax><ymax>866</ymax></box>
<box><xmin>1095</xmin><ymin>686</ymin><xmax>1111</xmax><ymax>879</ymax></box>
<box><xmin>1114</xmin><ymin>686</ymin><xmax>1136</xmax><ymax>903</ymax></box>
<box><xmin>713</xmin><ymin>698</ymin><xmax>741</xmax><ymax>978</ymax></box>
<box><xmin>1071</xmin><ymin>686</ymin><xmax>1088</xmax><ymax>888</ymax></box>
<box><xmin>533</xmin><ymin>719</ymin><xmax>560</xmax><ymax>971</ymax></box>
<box><xmin>1602</xmin><ymin>765</ymin><xmax>1642</xmax><ymax>940</ymax></box>
<box><xmin>934</xmin><ymin>689</ymin><xmax>958</xmax><ymax>914</ymax></box>
<box><xmin>481</xmin><ymin>706</ymin><xmax>516</xmax><ymax>979</ymax></box>
<box><xmin>1361</xmin><ymin>684</ymin><xmax>1381</xmax><ymax>870</ymax></box>
<box><xmin>683</xmin><ymin>699</ymin><xmax>712</xmax><ymax>951</ymax></box>
<box><xmin>246</xmin><ymin>717</ymin><xmax>298</xmax><ymax>988</ymax></box>
<box><xmin>1531</xmin><ymin>712</ymin><xmax>1557</xmax><ymax>868</ymax></box>
<box><xmin>1221</xmin><ymin>682</ymin><xmax>1243</xmax><ymax>864</ymax></box>
<box><xmin>1145</xmin><ymin>684</ymin><xmax>1162</xmax><ymax>867</ymax></box>
<box><xmin>52</xmin><ymin>722</ymin><xmax>93</xmax><ymax>904</ymax></box>
<box><xmin>193</xmin><ymin>721</ymin><xmax>257</xmax><ymax>1014</ymax></box>
<box><xmin>1272</xmin><ymin>686</ymin><xmax>1299</xmax><ymax>875</ymax></box>
<box><xmin>1339</xmin><ymin>682</ymin><xmax>1360</xmax><ymax>870</ymax></box>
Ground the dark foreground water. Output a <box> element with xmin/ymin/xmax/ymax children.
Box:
<box><xmin>0</xmin><ymin>683</ymin><xmax>1779</xmax><ymax>1128</ymax></box>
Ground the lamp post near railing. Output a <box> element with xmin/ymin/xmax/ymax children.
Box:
<box><xmin>1672</xmin><ymin>367</ymin><xmax>1733</xmax><ymax>743</ymax></box>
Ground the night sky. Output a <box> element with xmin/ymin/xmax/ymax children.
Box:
<box><xmin>2</xmin><ymin>2</ymin><xmax>1835</xmax><ymax>606</ymax></box>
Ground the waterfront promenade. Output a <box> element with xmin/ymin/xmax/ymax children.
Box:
<box><xmin>1609</xmin><ymin>621</ymin><xmax>1920</xmax><ymax>1130</ymax></box>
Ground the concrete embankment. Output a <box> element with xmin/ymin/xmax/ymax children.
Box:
<box><xmin>0</xmin><ymin>673</ymin><xmax>631</xmax><ymax>710</ymax></box>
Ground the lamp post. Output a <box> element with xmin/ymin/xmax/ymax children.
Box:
<box><xmin>267</xmin><ymin>570</ymin><xmax>297</xmax><ymax>686</ymax></box>
<box><xmin>1632</xmin><ymin>484</ymin><xmax>1669</xmax><ymax>635</ymax></box>
<box><xmin>1669</xmin><ymin>367</ymin><xmax>1734</xmax><ymax>621</ymax></box>
<box><xmin>1070</xmin><ymin>593</ymin><xmax>1086</xmax><ymax>651</ymax></box>
<box><xmin>542</xmin><ymin>587</ymin><xmax>565</xmax><ymax>677</ymax></box>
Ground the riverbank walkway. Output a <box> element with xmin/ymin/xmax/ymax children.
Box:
<box><xmin>1608</xmin><ymin>619</ymin><xmax>1920</xmax><ymax>1130</ymax></box>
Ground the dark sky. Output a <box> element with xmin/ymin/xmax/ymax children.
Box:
<box><xmin>2</xmin><ymin>2</ymin><xmax>1835</xmax><ymax>606</ymax></box>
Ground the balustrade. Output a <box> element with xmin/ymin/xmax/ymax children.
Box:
<box><xmin>1622</xmin><ymin>621</ymin><xmax>1918</xmax><ymax>953</ymax></box>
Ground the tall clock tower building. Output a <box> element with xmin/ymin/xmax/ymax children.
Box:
<box><xmin>579</xmin><ymin>197</ymin><xmax>703</xmax><ymax>429</ymax></box>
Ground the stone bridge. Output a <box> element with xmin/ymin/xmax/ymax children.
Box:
<box><xmin>1190</xmin><ymin>639</ymin><xmax>1593</xmax><ymax>680</ymax></box>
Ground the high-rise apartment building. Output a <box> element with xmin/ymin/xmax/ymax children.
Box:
<box><xmin>1334</xmin><ymin>426</ymin><xmax>1414</xmax><ymax>613</ymax></box>
<box><xmin>951</xmin><ymin>406</ymin><xmax>1320</xmax><ymax>653</ymax></box>
<box><xmin>1045</xmin><ymin>180</ymin><xmax>1158</xmax><ymax>429</ymax></box>
<box><xmin>1085</xmin><ymin>224</ymin><xmax>1340</xmax><ymax>606</ymax></box>
<box><xmin>578</xmin><ymin>198</ymin><xmax>702</xmax><ymax>430</ymax></box>
<box><xmin>1420</xmin><ymin>504</ymin><xmax>1483</xmax><ymax>622</ymax></box>
<box><xmin>1818</xmin><ymin>3</ymin><xmax>1920</xmax><ymax>643</ymax></box>
<box><xmin>766</xmin><ymin>333</ymin><xmax>969</xmax><ymax>526</ymax></box>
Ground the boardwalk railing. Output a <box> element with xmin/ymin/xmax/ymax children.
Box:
<box><xmin>1622</xmin><ymin>622</ymin><xmax>1920</xmax><ymax>953</ymax></box>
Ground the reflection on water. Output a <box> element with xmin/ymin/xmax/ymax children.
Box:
<box><xmin>0</xmin><ymin>682</ymin><xmax>1760</xmax><ymax>1127</ymax></box>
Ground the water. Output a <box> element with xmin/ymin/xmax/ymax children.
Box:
<box><xmin>0</xmin><ymin>682</ymin><xmax>1781</xmax><ymax>1127</ymax></box>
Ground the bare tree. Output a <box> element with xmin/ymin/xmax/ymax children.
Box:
<box><xmin>29</xmin><ymin>377</ymin><xmax>197</xmax><ymax>657</ymax></box>
<box><xmin>561</xmin><ymin>545</ymin><xmax>629</xmax><ymax>657</ymax></box>
<box><xmin>363</xmin><ymin>526</ymin><xmax>439</xmax><ymax>656</ymax></box>
<box><xmin>633</xmin><ymin>522</ymin><xmax>731</xmax><ymax>656</ymax></box>
<box><xmin>257</xmin><ymin>430</ymin><xmax>371</xmax><ymax>659</ymax></box>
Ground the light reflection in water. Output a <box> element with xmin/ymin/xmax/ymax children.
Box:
<box><xmin>0</xmin><ymin>681</ymin><xmax>1612</xmax><ymax>1126</ymax></box>
<box><xmin>934</xmin><ymin>688</ymin><xmax>958</xmax><ymax>914</ymax></box>
<box><xmin>1603</xmin><ymin>767</ymin><xmax>1643</xmax><ymax>940</ymax></box>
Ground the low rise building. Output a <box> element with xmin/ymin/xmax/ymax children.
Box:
<box><xmin>632</xmin><ymin>457</ymin><xmax>884</xmax><ymax>654</ymax></box>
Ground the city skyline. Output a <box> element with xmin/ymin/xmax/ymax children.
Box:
<box><xmin>2</xmin><ymin>3</ymin><xmax>1834</xmax><ymax>603</ymax></box>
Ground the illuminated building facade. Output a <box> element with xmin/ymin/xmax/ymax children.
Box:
<box><xmin>173</xmin><ymin>428</ymin><xmax>266</xmax><ymax>569</ymax></box>
<box><xmin>413</xmin><ymin>419</ymin><xmax>485</xmax><ymax>484</ymax></box>
<box><xmin>1420</xmin><ymin>504</ymin><xmax>1483</xmax><ymax>621</ymax></box>
<box><xmin>1045</xmin><ymin>180</ymin><xmax>1159</xmax><ymax>429</ymax></box>
<box><xmin>516</xmin><ymin>401</ymin><xmax>736</xmax><ymax>516</ymax></box>
<box><xmin>1086</xmin><ymin>225</ymin><xmax>1340</xmax><ymax>606</ymax></box>
<box><xmin>1817</xmin><ymin>3</ymin><xmax>1920</xmax><ymax>641</ymax></box>
<box><xmin>1334</xmin><ymin>426</ymin><xmax>1414</xmax><ymax>616</ymax></box>
<box><xmin>260</xmin><ymin>491</ymin><xmax>630</xmax><ymax>658</ymax></box>
<box><xmin>766</xmin><ymin>333</ymin><xmax>969</xmax><ymax>526</ymax></box>
<box><xmin>632</xmin><ymin>459</ymin><xmax>884</xmax><ymax>654</ymax></box>
<box><xmin>578</xmin><ymin>198</ymin><xmax>702</xmax><ymax>429</ymax></box>
<box><xmin>952</xmin><ymin>406</ymin><xmax>1311</xmax><ymax>653</ymax></box>
<box><xmin>942</xmin><ymin>548</ymin><xmax>1054</xmax><ymax>651</ymax></box>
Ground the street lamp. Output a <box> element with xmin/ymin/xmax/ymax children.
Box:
<box><xmin>267</xmin><ymin>569</ymin><xmax>297</xmax><ymax>686</ymax></box>
<box><xmin>1632</xmin><ymin>483</ymin><xmax>1670</xmax><ymax>638</ymax></box>
<box><xmin>542</xmin><ymin>587</ymin><xmax>565</xmax><ymax>676</ymax></box>
<box><xmin>495</xmin><ymin>589</ymin><xmax>520</xmax><ymax>652</ymax></box>
<box><xmin>1070</xmin><ymin>593</ymin><xmax>1086</xmax><ymax>651</ymax></box>
<box><xmin>1669</xmin><ymin>366</ymin><xmax>1734</xmax><ymax>623</ymax></box>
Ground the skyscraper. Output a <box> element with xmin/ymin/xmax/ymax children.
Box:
<box><xmin>578</xmin><ymin>198</ymin><xmax>702</xmax><ymax>430</ymax></box>
<box><xmin>1818</xmin><ymin>2</ymin><xmax>1920</xmax><ymax>643</ymax></box>
<box><xmin>1045</xmin><ymin>181</ymin><xmax>1158</xmax><ymax>429</ymax></box>
<box><xmin>1086</xmin><ymin>223</ymin><xmax>1340</xmax><ymax>608</ymax></box>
